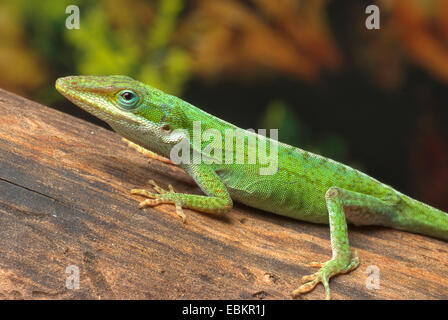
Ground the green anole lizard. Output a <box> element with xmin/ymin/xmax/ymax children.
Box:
<box><xmin>56</xmin><ymin>75</ymin><xmax>448</xmax><ymax>299</ymax></box>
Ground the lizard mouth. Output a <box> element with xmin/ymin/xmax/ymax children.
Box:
<box><xmin>55</xmin><ymin>77</ymin><xmax>73</xmax><ymax>96</ymax></box>
<box><xmin>55</xmin><ymin>76</ymin><xmax>107</xmax><ymax>118</ymax></box>
<box><xmin>55</xmin><ymin>76</ymin><xmax>91</xmax><ymax>106</ymax></box>
<box><xmin>55</xmin><ymin>76</ymin><xmax>89</xmax><ymax>96</ymax></box>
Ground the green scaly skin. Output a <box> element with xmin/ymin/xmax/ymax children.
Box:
<box><xmin>56</xmin><ymin>75</ymin><xmax>448</xmax><ymax>299</ymax></box>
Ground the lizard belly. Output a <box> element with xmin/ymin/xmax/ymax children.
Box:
<box><xmin>214</xmin><ymin>164</ymin><xmax>329</xmax><ymax>224</ymax></box>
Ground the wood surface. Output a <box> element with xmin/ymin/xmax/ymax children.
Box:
<box><xmin>0</xmin><ymin>88</ymin><xmax>447</xmax><ymax>300</ymax></box>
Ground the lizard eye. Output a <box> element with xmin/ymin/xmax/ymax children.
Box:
<box><xmin>118</xmin><ymin>90</ymin><xmax>139</xmax><ymax>109</ymax></box>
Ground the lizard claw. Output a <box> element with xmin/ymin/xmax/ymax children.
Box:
<box><xmin>292</xmin><ymin>253</ymin><xmax>359</xmax><ymax>300</ymax></box>
<box><xmin>148</xmin><ymin>179</ymin><xmax>168</xmax><ymax>194</ymax></box>
<box><xmin>131</xmin><ymin>180</ymin><xmax>186</xmax><ymax>222</ymax></box>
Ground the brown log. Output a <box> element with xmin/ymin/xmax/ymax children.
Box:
<box><xmin>0</xmin><ymin>88</ymin><xmax>447</xmax><ymax>300</ymax></box>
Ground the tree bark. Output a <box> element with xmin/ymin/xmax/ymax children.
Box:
<box><xmin>0</xmin><ymin>88</ymin><xmax>447</xmax><ymax>299</ymax></box>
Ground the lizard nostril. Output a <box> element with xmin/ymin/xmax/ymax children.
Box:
<box><xmin>161</xmin><ymin>124</ymin><xmax>171</xmax><ymax>132</ymax></box>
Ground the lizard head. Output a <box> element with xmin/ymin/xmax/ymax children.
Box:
<box><xmin>55</xmin><ymin>75</ymin><xmax>188</xmax><ymax>153</ymax></box>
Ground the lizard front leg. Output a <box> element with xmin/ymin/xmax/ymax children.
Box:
<box><xmin>292</xmin><ymin>187</ymin><xmax>397</xmax><ymax>299</ymax></box>
<box><xmin>122</xmin><ymin>138</ymin><xmax>174</xmax><ymax>165</ymax></box>
<box><xmin>131</xmin><ymin>163</ymin><xmax>233</xmax><ymax>222</ymax></box>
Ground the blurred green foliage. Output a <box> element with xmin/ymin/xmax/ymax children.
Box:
<box><xmin>5</xmin><ymin>0</ymin><xmax>190</xmax><ymax>104</ymax></box>
<box><xmin>66</xmin><ymin>0</ymin><xmax>190</xmax><ymax>94</ymax></box>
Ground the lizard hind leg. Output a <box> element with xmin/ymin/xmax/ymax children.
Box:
<box><xmin>292</xmin><ymin>187</ymin><xmax>394</xmax><ymax>300</ymax></box>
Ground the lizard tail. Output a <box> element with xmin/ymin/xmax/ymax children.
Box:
<box><xmin>393</xmin><ymin>196</ymin><xmax>448</xmax><ymax>241</ymax></box>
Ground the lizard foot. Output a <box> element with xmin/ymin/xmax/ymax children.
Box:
<box><xmin>131</xmin><ymin>180</ymin><xmax>186</xmax><ymax>222</ymax></box>
<box><xmin>291</xmin><ymin>250</ymin><xmax>359</xmax><ymax>300</ymax></box>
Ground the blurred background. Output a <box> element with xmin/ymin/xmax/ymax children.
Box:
<box><xmin>0</xmin><ymin>0</ymin><xmax>447</xmax><ymax>211</ymax></box>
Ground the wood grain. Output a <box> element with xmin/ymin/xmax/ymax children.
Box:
<box><xmin>0</xmin><ymin>88</ymin><xmax>447</xmax><ymax>300</ymax></box>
